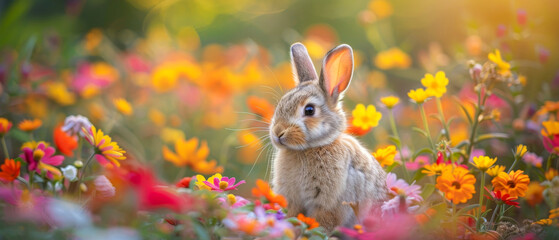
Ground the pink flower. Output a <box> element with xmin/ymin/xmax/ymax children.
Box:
<box><xmin>94</xmin><ymin>175</ymin><xmax>116</xmax><ymax>199</ymax></box>
<box><xmin>522</xmin><ymin>152</ymin><xmax>543</xmax><ymax>168</ymax></box>
<box><xmin>405</xmin><ymin>155</ymin><xmax>429</xmax><ymax>171</ymax></box>
<box><xmin>217</xmin><ymin>194</ymin><xmax>251</xmax><ymax>208</ymax></box>
<box><xmin>203</xmin><ymin>176</ymin><xmax>246</xmax><ymax>192</ymax></box>
<box><xmin>383</xmin><ymin>173</ymin><xmax>423</xmax><ymax>215</ymax></box>
<box><xmin>340</xmin><ymin>212</ymin><xmax>417</xmax><ymax>240</ymax></box>
<box><xmin>20</xmin><ymin>142</ymin><xmax>64</xmax><ymax>178</ymax></box>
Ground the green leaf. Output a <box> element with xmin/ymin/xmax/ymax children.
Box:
<box><xmin>421</xmin><ymin>183</ymin><xmax>435</xmax><ymax>200</ymax></box>
<box><xmin>385</xmin><ymin>162</ymin><xmax>398</xmax><ymax>172</ymax></box>
<box><xmin>446</xmin><ymin>116</ymin><xmax>458</xmax><ymax>126</ymax></box>
<box><xmin>413</xmin><ymin>148</ymin><xmax>434</xmax><ymax>159</ymax></box>
<box><xmin>455</xmin><ymin>140</ymin><xmax>469</xmax><ymax>149</ymax></box>
<box><xmin>456</xmin><ymin>204</ymin><xmax>480</xmax><ymax>216</ymax></box>
<box><xmin>474</xmin><ymin>133</ymin><xmax>509</xmax><ymax>143</ymax></box>
<box><xmin>454</xmin><ymin>98</ymin><xmax>473</xmax><ymax>125</ymax></box>
<box><xmin>412</xmin><ymin>127</ymin><xmax>428</xmax><ymax>137</ymax></box>
<box><xmin>499</xmin><ymin>216</ymin><xmax>519</xmax><ymax>224</ymax></box>
<box><xmin>429</xmin><ymin>114</ymin><xmax>444</xmax><ymax>125</ymax></box>
<box><xmin>192</xmin><ymin>222</ymin><xmax>210</xmax><ymax>240</ymax></box>
<box><xmin>412</xmin><ymin>169</ymin><xmax>427</xmax><ymax>182</ymax></box>
<box><xmin>9</xmin><ymin>129</ymin><xmax>30</xmax><ymax>142</ymax></box>
<box><xmin>308</xmin><ymin>227</ymin><xmax>328</xmax><ymax>238</ymax></box>
<box><xmin>388</xmin><ymin>136</ymin><xmax>401</xmax><ymax>147</ymax></box>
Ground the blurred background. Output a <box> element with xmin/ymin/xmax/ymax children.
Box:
<box><xmin>1</xmin><ymin>0</ymin><xmax>558</xmax><ymax>194</ymax></box>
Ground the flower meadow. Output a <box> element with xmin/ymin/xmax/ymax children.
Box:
<box><xmin>1</xmin><ymin>0</ymin><xmax>559</xmax><ymax>239</ymax></box>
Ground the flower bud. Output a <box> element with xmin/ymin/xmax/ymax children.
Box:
<box><xmin>74</xmin><ymin>160</ymin><xmax>84</xmax><ymax>168</ymax></box>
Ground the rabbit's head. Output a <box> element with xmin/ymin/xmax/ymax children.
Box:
<box><xmin>270</xmin><ymin>43</ymin><xmax>354</xmax><ymax>150</ymax></box>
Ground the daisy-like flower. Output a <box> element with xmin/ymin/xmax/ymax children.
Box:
<box><xmin>380</xmin><ymin>96</ymin><xmax>400</xmax><ymax>109</ymax></box>
<box><xmin>421</xmin><ymin>163</ymin><xmax>452</xmax><ymax>176</ymax></box>
<box><xmin>535</xmin><ymin>218</ymin><xmax>552</xmax><ymax>226</ymax></box>
<box><xmin>20</xmin><ymin>142</ymin><xmax>64</xmax><ymax>177</ymax></box>
<box><xmin>0</xmin><ymin>117</ymin><xmax>12</xmax><ymax>136</ymax></box>
<box><xmin>471</xmin><ymin>155</ymin><xmax>497</xmax><ymax>172</ymax></box>
<box><xmin>515</xmin><ymin>144</ymin><xmax>528</xmax><ymax>158</ymax></box>
<box><xmin>373</xmin><ymin>145</ymin><xmax>397</xmax><ymax>167</ymax></box>
<box><xmin>18</xmin><ymin>119</ymin><xmax>42</xmax><ymax>132</ymax></box>
<box><xmin>484</xmin><ymin>187</ymin><xmax>519</xmax><ymax>208</ymax></box>
<box><xmin>523</xmin><ymin>152</ymin><xmax>543</xmax><ymax>168</ymax></box>
<box><xmin>386</xmin><ymin>173</ymin><xmax>423</xmax><ymax>202</ymax></box>
<box><xmin>421</xmin><ymin>71</ymin><xmax>448</xmax><ymax>98</ymax></box>
<box><xmin>0</xmin><ymin>159</ymin><xmax>21</xmax><ymax>182</ymax></box>
<box><xmin>297</xmin><ymin>213</ymin><xmax>320</xmax><ymax>229</ymax></box>
<box><xmin>113</xmin><ymin>98</ymin><xmax>133</xmax><ymax>116</ymax></box>
<box><xmin>252</xmin><ymin>179</ymin><xmax>287</xmax><ymax>208</ymax></box>
<box><xmin>541</xmin><ymin>121</ymin><xmax>559</xmax><ymax>154</ymax></box>
<box><xmin>436</xmin><ymin>167</ymin><xmax>476</xmax><ymax>204</ymax></box>
<box><xmin>492</xmin><ymin>170</ymin><xmax>530</xmax><ymax>198</ymax></box>
<box><xmin>61</xmin><ymin>115</ymin><xmax>92</xmax><ymax>137</ymax></box>
<box><xmin>351</xmin><ymin>104</ymin><xmax>382</xmax><ymax>131</ymax></box>
<box><xmin>217</xmin><ymin>194</ymin><xmax>251</xmax><ymax>208</ymax></box>
<box><xmin>487</xmin><ymin>165</ymin><xmax>506</xmax><ymax>177</ymax></box>
<box><xmin>407</xmin><ymin>88</ymin><xmax>430</xmax><ymax>104</ymax></box>
<box><xmin>82</xmin><ymin>125</ymin><xmax>126</xmax><ymax>167</ymax></box>
<box><xmin>203</xmin><ymin>175</ymin><xmax>246</xmax><ymax>192</ymax></box>
<box><xmin>162</xmin><ymin>137</ymin><xmax>223</xmax><ymax>174</ymax></box>
<box><xmin>195</xmin><ymin>173</ymin><xmax>222</xmax><ymax>190</ymax></box>
<box><xmin>488</xmin><ymin>49</ymin><xmax>511</xmax><ymax>76</ymax></box>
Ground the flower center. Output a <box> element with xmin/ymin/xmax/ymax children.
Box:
<box><xmin>226</xmin><ymin>194</ymin><xmax>236</xmax><ymax>204</ymax></box>
<box><xmin>451</xmin><ymin>181</ymin><xmax>461</xmax><ymax>190</ymax></box>
<box><xmin>507</xmin><ymin>180</ymin><xmax>516</xmax><ymax>188</ymax></box>
<box><xmin>219</xmin><ymin>181</ymin><xmax>229</xmax><ymax>190</ymax></box>
<box><xmin>33</xmin><ymin>149</ymin><xmax>45</xmax><ymax>161</ymax></box>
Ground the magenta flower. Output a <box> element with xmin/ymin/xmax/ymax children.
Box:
<box><xmin>523</xmin><ymin>152</ymin><xmax>543</xmax><ymax>168</ymax></box>
<box><xmin>203</xmin><ymin>175</ymin><xmax>245</xmax><ymax>192</ymax></box>
<box><xmin>20</xmin><ymin>142</ymin><xmax>64</xmax><ymax>178</ymax></box>
<box><xmin>405</xmin><ymin>155</ymin><xmax>430</xmax><ymax>171</ymax></box>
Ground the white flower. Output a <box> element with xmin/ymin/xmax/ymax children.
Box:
<box><xmin>47</xmin><ymin>181</ymin><xmax>63</xmax><ymax>192</ymax></box>
<box><xmin>46</xmin><ymin>199</ymin><xmax>92</xmax><ymax>228</ymax></box>
<box><xmin>61</xmin><ymin>165</ymin><xmax>78</xmax><ymax>181</ymax></box>
<box><xmin>94</xmin><ymin>175</ymin><xmax>116</xmax><ymax>199</ymax></box>
<box><xmin>62</xmin><ymin>115</ymin><xmax>92</xmax><ymax>137</ymax></box>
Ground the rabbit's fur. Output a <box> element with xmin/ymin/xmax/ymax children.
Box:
<box><xmin>270</xmin><ymin>43</ymin><xmax>388</xmax><ymax>231</ymax></box>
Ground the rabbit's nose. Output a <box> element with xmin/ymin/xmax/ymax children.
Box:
<box><xmin>275</xmin><ymin>131</ymin><xmax>286</xmax><ymax>145</ymax></box>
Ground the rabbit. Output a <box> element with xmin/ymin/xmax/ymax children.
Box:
<box><xmin>270</xmin><ymin>42</ymin><xmax>388</xmax><ymax>232</ymax></box>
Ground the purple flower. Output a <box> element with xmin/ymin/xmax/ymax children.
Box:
<box><xmin>203</xmin><ymin>176</ymin><xmax>245</xmax><ymax>192</ymax></box>
<box><xmin>61</xmin><ymin>115</ymin><xmax>92</xmax><ymax>137</ymax></box>
<box><xmin>523</xmin><ymin>152</ymin><xmax>543</xmax><ymax>168</ymax></box>
<box><xmin>20</xmin><ymin>142</ymin><xmax>64</xmax><ymax>178</ymax></box>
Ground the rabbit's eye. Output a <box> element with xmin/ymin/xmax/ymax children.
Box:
<box><xmin>304</xmin><ymin>104</ymin><xmax>315</xmax><ymax>116</ymax></box>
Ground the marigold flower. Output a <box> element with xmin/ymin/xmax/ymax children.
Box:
<box><xmin>18</xmin><ymin>119</ymin><xmax>42</xmax><ymax>132</ymax></box>
<box><xmin>488</xmin><ymin>49</ymin><xmax>511</xmax><ymax>76</ymax></box>
<box><xmin>380</xmin><ymin>96</ymin><xmax>400</xmax><ymax>109</ymax></box>
<box><xmin>472</xmin><ymin>155</ymin><xmax>497</xmax><ymax>172</ymax></box>
<box><xmin>515</xmin><ymin>144</ymin><xmax>528</xmax><ymax>158</ymax></box>
<box><xmin>373</xmin><ymin>145</ymin><xmax>397</xmax><ymax>167</ymax></box>
<box><xmin>252</xmin><ymin>179</ymin><xmax>287</xmax><ymax>208</ymax></box>
<box><xmin>435</xmin><ymin>167</ymin><xmax>476</xmax><ymax>204</ymax></box>
<box><xmin>297</xmin><ymin>213</ymin><xmax>320</xmax><ymax>229</ymax></box>
<box><xmin>82</xmin><ymin>125</ymin><xmax>126</xmax><ymax>167</ymax></box>
<box><xmin>524</xmin><ymin>182</ymin><xmax>544</xmax><ymax>207</ymax></box>
<box><xmin>351</xmin><ymin>104</ymin><xmax>382</xmax><ymax>131</ymax></box>
<box><xmin>541</xmin><ymin>121</ymin><xmax>559</xmax><ymax>154</ymax></box>
<box><xmin>0</xmin><ymin>118</ymin><xmax>12</xmax><ymax>136</ymax></box>
<box><xmin>486</xmin><ymin>165</ymin><xmax>505</xmax><ymax>177</ymax></box>
<box><xmin>421</xmin><ymin>71</ymin><xmax>448</xmax><ymax>98</ymax></box>
<box><xmin>0</xmin><ymin>159</ymin><xmax>21</xmax><ymax>182</ymax></box>
<box><xmin>408</xmin><ymin>88</ymin><xmax>430</xmax><ymax>104</ymax></box>
<box><xmin>162</xmin><ymin>137</ymin><xmax>223</xmax><ymax>174</ymax></box>
<box><xmin>203</xmin><ymin>175</ymin><xmax>246</xmax><ymax>192</ymax></box>
<box><xmin>20</xmin><ymin>142</ymin><xmax>64</xmax><ymax>177</ymax></box>
<box><xmin>546</xmin><ymin>169</ymin><xmax>559</xmax><ymax>181</ymax></box>
<box><xmin>421</xmin><ymin>163</ymin><xmax>452</xmax><ymax>176</ymax></box>
<box><xmin>492</xmin><ymin>170</ymin><xmax>530</xmax><ymax>198</ymax></box>
<box><xmin>54</xmin><ymin>125</ymin><xmax>78</xmax><ymax>157</ymax></box>
<box><xmin>113</xmin><ymin>98</ymin><xmax>133</xmax><ymax>116</ymax></box>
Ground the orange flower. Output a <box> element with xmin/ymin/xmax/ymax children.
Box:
<box><xmin>252</xmin><ymin>179</ymin><xmax>287</xmax><ymax>208</ymax></box>
<box><xmin>524</xmin><ymin>182</ymin><xmax>544</xmax><ymax>207</ymax></box>
<box><xmin>492</xmin><ymin>170</ymin><xmax>530</xmax><ymax>198</ymax></box>
<box><xmin>0</xmin><ymin>118</ymin><xmax>12</xmax><ymax>136</ymax></box>
<box><xmin>18</xmin><ymin>119</ymin><xmax>42</xmax><ymax>132</ymax></box>
<box><xmin>436</xmin><ymin>167</ymin><xmax>476</xmax><ymax>204</ymax></box>
<box><xmin>297</xmin><ymin>213</ymin><xmax>320</xmax><ymax>229</ymax></box>
<box><xmin>53</xmin><ymin>125</ymin><xmax>78</xmax><ymax>157</ymax></box>
<box><xmin>247</xmin><ymin>96</ymin><xmax>275</xmax><ymax>122</ymax></box>
<box><xmin>0</xmin><ymin>159</ymin><xmax>21</xmax><ymax>182</ymax></box>
<box><xmin>162</xmin><ymin>137</ymin><xmax>223</xmax><ymax>174</ymax></box>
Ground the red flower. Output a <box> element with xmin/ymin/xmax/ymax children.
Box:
<box><xmin>0</xmin><ymin>159</ymin><xmax>20</xmax><ymax>182</ymax></box>
<box><xmin>485</xmin><ymin>187</ymin><xmax>519</xmax><ymax>208</ymax></box>
<box><xmin>54</xmin><ymin>125</ymin><xmax>78</xmax><ymax>156</ymax></box>
<box><xmin>176</xmin><ymin>177</ymin><xmax>192</xmax><ymax>188</ymax></box>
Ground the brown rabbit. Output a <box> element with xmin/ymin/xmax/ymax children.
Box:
<box><xmin>270</xmin><ymin>43</ymin><xmax>388</xmax><ymax>231</ymax></box>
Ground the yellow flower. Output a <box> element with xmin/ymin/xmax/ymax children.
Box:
<box><xmin>368</xmin><ymin>0</ymin><xmax>393</xmax><ymax>19</ymax></box>
<box><xmin>162</xmin><ymin>137</ymin><xmax>223</xmax><ymax>174</ymax></box>
<box><xmin>492</xmin><ymin>170</ymin><xmax>530</xmax><ymax>198</ymax></box>
<box><xmin>488</xmin><ymin>49</ymin><xmax>511</xmax><ymax>76</ymax></box>
<box><xmin>113</xmin><ymin>98</ymin><xmax>133</xmax><ymax>116</ymax></box>
<box><xmin>46</xmin><ymin>82</ymin><xmax>76</xmax><ymax>106</ymax></box>
<box><xmin>421</xmin><ymin>163</ymin><xmax>452</xmax><ymax>176</ymax></box>
<box><xmin>535</xmin><ymin>219</ymin><xmax>552</xmax><ymax>226</ymax></box>
<box><xmin>160</xmin><ymin>127</ymin><xmax>185</xmax><ymax>143</ymax></box>
<box><xmin>374</xmin><ymin>48</ymin><xmax>411</xmax><ymax>70</ymax></box>
<box><xmin>545</xmin><ymin>169</ymin><xmax>558</xmax><ymax>181</ymax></box>
<box><xmin>21</xmin><ymin>141</ymin><xmax>50</xmax><ymax>150</ymax></box>
<box><xmin>486</xmin><ymin>165</ymin><xmax>505</xmax><ymax>177</ymax></box>
<box><xmin>436</xmin><ymin>167</ymin><xmax>476</xmax><ymax>204</ymax></box>
<box><xmin>151</xmin><ymin>61</ymin><xmax>202</xmax><ymax>93</ymax></box>
<box><xmin>408</xmin><ymin>88</ymin><xmax>430</xmax><ymax>104</ymax></box>
<box><xmin>351</xmin><ymin>104</ymin><xmax>382</xmax><ymax>131</ymax></box>
<box><xmin>82</xmin><ymin>125</ymin><xmax>126</xmax><ymax>167</ymax></box>
<box><xmin>550</xmin><ymin>208</ymin><xmax>559</xmax><ymax>219</ymax></box>
<box><xmin>421</xmin><ymin>71</ymin><xmax>448</xmax><ymax>98</ymax></box>
<box><xmin>380</xmin><ymin>96</ymin><xmax>400</xmax><ymax>109</ymax></box>
<box><xmin>18</xmin><ymin>119</ymin><xmax>42</xmax><ymax>132</ymax></box>
<box><xmin>542</xmin><ymin>121</ymin><xmax>559</xmax><ymax>137</ymax></box>
<box><xmin>88</xmin><ymin>102</ymin><xmax>105</xmax><ymax>120</ymax></box>
<box><xmin>515</xmin><ymin>144</ymin><xmax>527</xmax><ymax>158</ymax></box>
<box><xmin>0</xmin><ymin>117</ymin><xmax>13</xmax><ymax>136</ymax></box>
<box><xmin>84</xmin><ymin>28</ymin><xmax>103</xmax><ymax>52</ymax></box>
<box><xmin>372</xmin><ymin>145</ymin><xmax>397</xmax><ymax>167</ymax></box>
<box><xmin>149</xmin><ymin>109</ymin><xmax>166</xmax><ymax>127</ymax></box>
<box><xmin>472</xmin><ymin>156</ymin><xmax>497</xmax><ymax>172</ymax></box>
<box><xmin>195</xmin><ymin>173</ymin><xmax>222</xmax><ymax>190</ymax></box>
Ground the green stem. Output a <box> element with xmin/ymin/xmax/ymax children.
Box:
<box><xmin>436</xmin><ymin>98</ymin><xmax>451</xmax><ymax>141</ymax></box>
<box><xmin>1</xmin><ymin>136</ymin><xmax>9</xmax><ymax>160</ymax></box>
<box><xmin>77</xmin><ymin>153</ymin><xmax>96</xmax><ymax>199</ymax></box>
<box><xmin>29</xmin><ymin>171</ymin><xmax>35</xmax><ymax>190</ymax></box>
<box><xmin>508</xmin><ymin>155</ymin><xmax>520</xmax><ymax>174</ymax></box>
<box><xmin>76</xmin><ymin>138</ymin><xmax>83</xmax><ymax>161</ymax></box>
<box><xmin>465</xmin><ymin>91</ymin><xmax>488</xmax><ymax>164</ymax></box>
<box><xmin>419</xmin><ymin>104</ymin><xmax>436</xmax><ymax>152</ymax></box>
<box><xmin>546</xmin><ymin>154</ymin><xmax>554</xmax><ymax>172</ymax></box>
<box><xmin>389</xmin><ymin>110</ymin><xmax>410</xmax><ymax>182</ymax></box>
<box><xmin>489</xmin><ymin>204</ymin><xmax>500</xmax><ymax>229</ymax></box>
<box><xmin>476</xmin><ymin>172</ymin><xmax>486</xmax><ymax>230</ymax></box>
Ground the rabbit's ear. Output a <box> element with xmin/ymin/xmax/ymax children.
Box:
<box><xmin>320</xmin><ymin>44</ymin><xmax>353</xmax><ymax>102</ymax></box>
<box><xmin>290</xmin><ymin>43</ymin><xmax>318</xmax><ymax>85</ymax></box>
